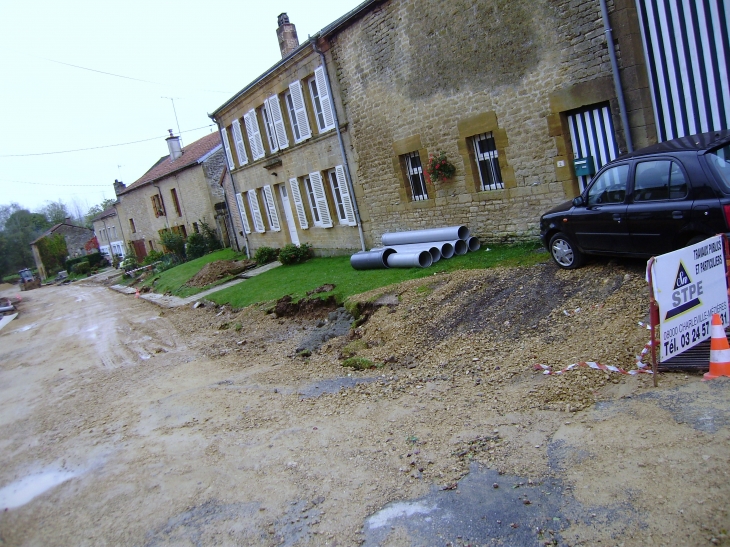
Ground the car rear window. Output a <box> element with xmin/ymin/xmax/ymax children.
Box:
<box><xmin>706</xmin><ymin>144</ymin><xmax>730</xmax><ymax>192</ymax></box>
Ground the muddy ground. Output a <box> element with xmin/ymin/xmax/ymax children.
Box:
<box><xmin>0</xmin><ymin>257</ymin><xmax>728</xmax><ymax>547</ymax></box>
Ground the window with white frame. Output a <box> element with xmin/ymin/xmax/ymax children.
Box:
<box><xmin>247</xmin><ymin>189</ymin><xmax>266</xmax><ymax>233</ymax></box>
<box><xmin>304</xmin><ymin>173</ymin><xmax>333</xmax><ymax>228</ymax></box>
<box><xmin>231</xmin><ymin>119</ymin><xmax>248</xmax><ymax>166</ymax></box>
<box><xmin>288</xmin><ymin>178</ymin><xmax>309</xmax><ymax>229</ymax></box>
<box><xmin>235</xmin><ymin>193</ymin><xmax>251</xmax><ymax>234</ymax></box>
<box><xmin>285</xmin><ymin>80</ymin><xmax>312</xmax><ymax>143</ymax></box>
<box><xmin>472</xmin><ymin>132</ymin><xmax>503</xmax><ymax>191</ymax></box>
<box><xmin>243</xmin><ymin>109</ymin><xmax>266</xmax><ymax>161</ymax></box>
<box><xmin>262</xmin><ymin>185</ymin><xmax>281</xmax><ymax>231</ymax></box>
<box><xmin>327</xmin><ymin>166</ymin><xmax>357</xmax><ymax>226</ymax></box>
<box><xmin>261</xmin><ymin>103</ymin><xmax>279</xmax><ymax>153</ymax></box>
<box><xmin>266</xmin><ymin>95</ymin><xmax>289</xmax><ymax>151</ymax></box>
<box><xmin>308</xmin><ymin>66</ymin><xmax>336</xmax><ymax>132</ymax></box>
<box><xmin>221</xmin><ymin>126</ymin><xmax>235</xmax><ymax>170</ymax></box>
<box><xmin>403</xmin><ymin>151</ymin><xmax>428</xmax><ymax>201</ymax></box>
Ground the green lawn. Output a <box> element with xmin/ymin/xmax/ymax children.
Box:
<box><xmin>207</xmin><ymin>242</ymin><xmax>547</xmax><ymax>309</ymax></box>
<box><xmin>141</xmin><ymin>248</ymin><xmax>246</xmax><ymax>297</ymax></box>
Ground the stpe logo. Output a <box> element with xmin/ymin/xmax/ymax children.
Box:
<box><xmin>666</xmin><ymin>261</ymin><xmax>703</xmax><ymax>320</ymax></box>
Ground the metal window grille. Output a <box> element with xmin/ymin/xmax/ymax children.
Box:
<box><xmin>473</xmin><ymin>133</ymin><xmax>504</xmax><ymax>191</ymax></box>
<box><xmin>404</xmin><ymin>152</ymin><xmax>428</xmax><ymax>201</ymax></box>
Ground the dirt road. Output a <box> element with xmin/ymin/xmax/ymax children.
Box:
<box><xmin>0</xmin><ymin>262</ymin><xmax>728</xmax><ymax>547</ymax></box>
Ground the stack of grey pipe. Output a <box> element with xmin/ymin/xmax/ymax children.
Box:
<box><xmin>350</xmin><ymin>225</ymin><xmax>481</xmax><ymax>270</ymax></box>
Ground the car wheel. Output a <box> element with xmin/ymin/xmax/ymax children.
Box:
<box><xmin>549</xmin><ymin>233</ymin><xmax>584</xmax><ymax>269</ymax></box>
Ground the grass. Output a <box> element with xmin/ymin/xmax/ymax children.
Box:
<box><xmin>140</xmin><ymin>248</ymin><xmax>246</xmax><ymax>297</ymax></box>
<box><xmin>207</xmin><ymin>242</ymin><xmax>546</xmax><ymax>309</ymax></box>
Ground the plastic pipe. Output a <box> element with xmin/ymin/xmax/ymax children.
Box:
<box><xmin>350</xmin><ymin>248</ymin><xmax>396</xmax><ymax>270</ymax></box>
<box><xmin>386</xmin><ymin>250</ymin><xmax>433</xmax><ymax>268</ymax></box>
<box><xmin>466</xmin><ymin>236</ymin><xmax>481</xmax><ymax>251</ymax></box>
<box><xmin>381</xmin><ymin>226</ymin><xmax>469</xmax><ymax>246</ymax></box>
<box><xmin>388</xmin><ymin>244</ymin><xmax>441</xmax><ymax>263</ymax></box>
<box><xmin>430</xmin><ymin>240</ymin><xmax>467</xmax><ymax>256</ymax></box>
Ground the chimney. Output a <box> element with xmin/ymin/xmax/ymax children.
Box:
<box><xmin>166</xmin><ymin>129</ymin><xmax>183</xmax><ymax>161</ymax></box>
<box><xmin>113</xmin><ymin>179</ymin><xmax>126</xmax><ymax>196</ymax></box>
<box><xmin>277</xmin><ymin>13</ymin><xmax>299</xmax><ymax>58</ymax></box>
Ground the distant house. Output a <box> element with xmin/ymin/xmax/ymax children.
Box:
<box><xmin>91</xmin><ymin>206</ymin><xmax>126</xmax><ymax>262</ymax></box>
<box><xmin>30</xmin><ymin>219</ymin><xmax>94</xmax><ymax>280</ymax></box>
<box><xmin>112</xmin><ymin>131</ymin><xmax>230</xmax><ymax>261</ymax></box>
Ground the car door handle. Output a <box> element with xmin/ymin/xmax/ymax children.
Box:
<box><xmin>672</xmin><ymin>211</ymin><xmax>684</xmax><ymax>219</ymax></box>
<box><xmin>612</xmin><ymin>214</ymin><xmax>622</xmax><ymax>222</ymax></box>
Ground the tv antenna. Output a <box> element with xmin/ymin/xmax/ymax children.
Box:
<box><xmin>162</xmin><ymin>97</ymin><xmax>182</xmax><ymax>146</ymax></box>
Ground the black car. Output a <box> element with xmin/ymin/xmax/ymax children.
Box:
<box><xmin>540</xmin><ymin>130</ymin><xmax>730</xmax><ymax>269</ymax></box>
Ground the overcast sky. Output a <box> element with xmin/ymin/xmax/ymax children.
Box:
<box><xmin>0</xmin><ymin>0</ymin><xmax>364</xmax><ymax>215</ymax></box>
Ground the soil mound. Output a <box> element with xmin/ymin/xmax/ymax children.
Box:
<box><xmin>185</xmin><ymin>259</ymin><xmax>255</xmax><ymax>287</ymax></box>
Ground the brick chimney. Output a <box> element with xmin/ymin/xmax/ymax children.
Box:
<box><xmin>113</xmin><ymin>179</ymin><xmax>126</xmax><ymax>196</ymax></box>
<box><xmin>277</xmin><ymin>13</ymin><xmax>299</xmax><ymax>58</ymax></box>
<box><xmin>166</xmin><ymin>129</ymin><xmax>183</xmax><ymax>161</ymax></box>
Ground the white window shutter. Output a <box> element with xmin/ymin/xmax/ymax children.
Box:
<box><xmin>247</xmin><ymin>190</ymin><xmax>266</xmax><ymax>233</ymax></box>
<box><xmin>231</xmin><ymin>119</ymin><xmax>248</xmax><ymax>166</ymax></box>
<box><xmin>235</xmin><ymin>192</ymin><xmax>251</xmax><ymax>234</ymax></box>
<box><xmin>335</xmin><ymin>165</ymin><xmax>357</xmax><ymax>226</ymax></box>
<box><xmin>266</xmin><ymin>96</ymin><xmax>289</xmax><ymax>150</ymax></box>
<box><xmin>244</xmin><ymin>110</ymin><xmax>266</xmax><ymax>161</ymax></box>
<box><xmin>262</xmin><ymin>185</ymin><xmax>281</xmax><ymax>231</ymax></box>
<box><xmin>289</xmin><ymin>81</ymin><xmax>311</xmax><ymax>140</ymax></box>
<box><xmin>288</xmin><ymin>178</ymin><xmax>309</xmax><ymax>229</ymax></box>
<box><xmin>314</xmin><ymin>66</ymin><xmax>336</xmax><ymax>131</ymax></box>
<box><xmin>221</xmin><ymin>127</ymin><xmax>235</xmax><ymax>169</ymax></box>
<box><xmin>309</xmin><ymin>171</ymin><xmax>333</xmax><ymax>228</ymax></box>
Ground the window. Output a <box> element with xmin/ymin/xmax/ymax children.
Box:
<box><xmin>633</xmin><ymin>160</ymin><xmax>688</xmax><ymax>201</ymax></box>
<box><xmin>171</xmin><ymin>225</ymin><xmax>187</xmax><ymax>239</ymax></box>
<box><xmin>148</xmin><ymin>240</ymin><xmax>154</xmax><ymax>252</ymax></box>
<box><xmin>327</xmin><ymin>166</ymin><xmax>357</xmax><ymax>226</ymax></box>
<box><xmin>244</xmin><ymin>109</ymin><xmax>266</xmax><ymax>161</ymax></box>
<box><xmin>707</xmin><ymin>144</ymin><xmax>730</xmax><ymax>191</ymax></box>
<box><xmin>285</xmin><ymin>81</ymin><xmax>312</xmax><ymax>143</ymax></box>
<box><xmin>266</xmin><ymin>95</ymin><xmax>289</xmax><ymax>151</ymax></box>
<box><xmin>309</xmin><ymin>66</ymin><xmax>335</xmax><ymax>132</ymax></box>
<box><xmin>288</xmin><ymin>178</ymin><xmax>309</xmax><ymax>229</ymax></box>
<box><xmin>261</xmin><ymin>103</ymin><xmax>278</xmax><ymax>153</ymax></box>
<box><xmin>586</xmin><ymin>164</ymin><xmax>630</xmax><ymax>206</ymax></box>
<box><xmin>171</xmin><ymin>188</ymin><xmax>182</xmax><ymax>216</ymax></box>
<box><xmin>129</xmin><ymin>218</ymin><xmax>136</xmax><ymax>233</ymax></box>
<box><xmin>111</xmin><ymin>226</ymin><xmax>116</xmax><ymax>239</ymax></box>
<box><xmin>262</xmin><ymin>185</ymin><xmax>281</xmax><ymax>231</ymax></box>
<box><xmin>230</xmin><ymin>119</ymin><xmax>248</xmax><ymax>166</ymax></box>
<box><xmin>235</xmin><ymin>193</ymin><xmax>252</xmax><ymax>234</ymax></box>
<box><xmin>247</xmin><ymin>189</ymin><xmax>266</xmax><ymax>233</ymax></box>
<box><xmin>304</xmin><ymin>173</ymin><xmax>333</xmax><ymax>228</ymax></box>
<box><xmin>403</xmin><ymin>151</ymin><xmax>428</xmax><ymax>201</ymax></box>
<box><xmin>221</xmin><ymin>126</ymin><xmax>235</xmax><ymax>170</ymax></box>
<box><xmin>151</xmin><ymin>194</ymin><xmax>165</xmax><ymax>217</ymax></box>
<box><xmin>472</xmin><ymin>132</ymin><xmax>504</xmax><ymax>191</ymax></box>
<box><xmin>192</xmin><ymin>222</ymin><xmax>199</xmax><ymax>234</ymax></box>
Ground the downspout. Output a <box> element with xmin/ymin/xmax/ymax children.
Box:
<box><xmin>209</xmin><ymin>116</ymin><xmax>250</xmax><ymax>257</ymax></box>
<box><xmin>312</xmin><ymin>38</ymin><xmax>367</xmax><ymax>252</ymax></box>
<box><xmin>600</xmin><ymin>0</ymin><xmax>634</xmax><ymax>153</ymax></box>
<box><xmin>221</xmin><ymin>172</ymin><xmax>241</xmax><ymax>252</ymax></box>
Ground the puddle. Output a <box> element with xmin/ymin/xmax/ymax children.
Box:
<box><xmin>298</xmin><ymin>377</ymin><xmax>376</xmax><ymax>398</ymax></box>
<box><xmin>12</xmin><ymin>323</ymin><xmax>38</xmax><ymax>333</ymax></box>
<box><xmin>366</xmin><ymin>501</ymin><xmax>437</xmax><ymax>529</ymax></box>
<box><xmin>0</xmin><ymin>469</ymin><xmax>82</xmax><ymax>509</ymax></box>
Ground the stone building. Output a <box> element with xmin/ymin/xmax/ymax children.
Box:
<box><xmin>210</xmin><ymin>13</ymin><xmax>365</xmax><ymax>257</ymax></box>
<box><xmin>113</xmin><ymin>131</ymin><xmax>228</xmax><ymax>261</ymax></box>
<box><xmin>91</xmin><ymin>206</ymin><xmax>126</xmax><ymax>262</ymax></box>
<box><xmin>30</xmin><ymin>220</ymin><xmax>94</xmax><ymax>280</ymax></box>
<box><xmin>214</xmin><ymin>0</ymin><xmax>729</xmax><ymax>250</ymax></box>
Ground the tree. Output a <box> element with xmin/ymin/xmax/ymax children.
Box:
<box><xmin>0</xmin><ymin>203</ymin><xmax>23</xmax><ymax>231</ymax></box>
<box><xmin>1</xmin><ymin>209</ymin><xmax>52</xmax><ymax>276</ymax></box>
<box><xmin>84</xmin><ymin>198</ymin><xmax>117</xmax><ymax>228</ymax></box>
<box><xmin>40</xmin><ymin>200</ymin><xmax>71</xmax><ymax>225</ymax></box>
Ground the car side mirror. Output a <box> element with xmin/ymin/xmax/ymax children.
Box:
<box><xmin>572</xmin><ymin>196</ymin><xmax>585</xmax><ymax>207</ymax></box>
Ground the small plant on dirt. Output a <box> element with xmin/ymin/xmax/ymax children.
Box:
<box><xmin>342</xmin><ymin>357</ymin><xmax>375</xmax><ymax>370</ymax></box>
<box><xmin>254</xmin><ymin>246</ymin><xmax>279</xmax><ymax>265</ymax></box>
<box><xmin>297</xmin><ymin>349</ymin><xmax>312</xmax><ymax>358</ymax></box>
<box><xmin>234</xmin><ymin>322</ymin><xmax>242</xmax><ymax>331</ymax></box>
<box><xmin>416</xmin><ymin>284</ymin><xmax>434</xmax><ymax>295</ymax></box>
<box><xmin>341</xmin><ymin>339</ymin><xmax>367</xmax><ymax>358</ymax></box>
<box><xmin>278</xmin><ymin>243</ymin><xmax>313</xmax><ymax>266</ymax></box>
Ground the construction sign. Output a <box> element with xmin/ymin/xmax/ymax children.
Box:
<box><xmin>650</xmin><ymin>235</ymin><xmax>729</xmax><ymax>361</ymax></box>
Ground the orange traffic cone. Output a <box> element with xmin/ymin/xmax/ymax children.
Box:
<box><xmin>704</xmin><ymin>313</ymin><xmax>730</xmax><ymax>380</ymax></box>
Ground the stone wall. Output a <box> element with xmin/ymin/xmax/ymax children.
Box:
<box><xmin>328</xmin><ymin>0</ymin><xmax>653</xmax><ymax>245</ymax></box>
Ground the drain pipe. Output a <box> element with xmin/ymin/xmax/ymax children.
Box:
<box><xmin>600</xmin><ymin>0</ymin><xmax>633</xmax><ymax>153</ymax></box>
<box><xmin>312</xmin><ymin>38</ymin><xmax>366</xmax><ymax>252</ymax></box>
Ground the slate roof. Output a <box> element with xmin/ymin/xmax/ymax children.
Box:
<box><xmin>30</xmin><ymin>223</ymin><xmax>92</xmax><ymax>245</ymax></box>
<box><xmin>91</xmin><ymin>206</ymin><xmax>117</xmax><ymax>223</ymax></box>
<box><xmin>118</xmin><ymin>132</ymin><xmax>222</xmax><ymax>195</ymax></box>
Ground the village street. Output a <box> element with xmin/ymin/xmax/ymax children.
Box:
<box><xmin>0</xmin><ymin>265</ymin><xmax>729</xmax><ymax>546</ymax></box>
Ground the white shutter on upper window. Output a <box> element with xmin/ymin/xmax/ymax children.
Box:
<box><xmin>231</xmin><ymin>119</ymin><xmax>248</xmax><ymax>166</ymax></box>
<box><xmin>221</xmin><ymin>127</ymin><xmax>234</xmax><ymax>170</ymax></box>
<box><xmin>334</xmin><ymin>165</ymin><xmax>357</xmax><ymax>226</ymax></box>
<box><xmin>247</xmin><ymin>190</ymin><xmax>266</xmax><ymax>233</ymax></box>
<box><xmin>288</xmin><ymin>178</ymin><xmax>308</xmax><ymax>230</ymax></box>
<box><xmin>262</xmin><ymin>185</ymin><xmax>281</xmax><ymax>232</ymax></box>
<box><xmin>309</xmin><ymin>171</ymin><xmax>333</xmax><ymax>228</ymax></box>
<box><xmin>314</xmin><ymin>66</ymin><xmax>336</xmax><ymax>131</ymax></box>
<box><xmin>289</xmin><ymin>81</ymin><xmax>312</xmax><ymax>141</ymax></box>
<box><xmin>266</xmin><ymin>96</ymin><xmax>289</xmax><ymax>150</ymax></box>
<box><xmin>235</xmin><ymin>193</ymin><xmax>251</xmax><ymax>234</ymax></box>
<box><xmin>244</xmin><ymin>110</ymin><xmax>266</xmax><ymax>161</ymax></box>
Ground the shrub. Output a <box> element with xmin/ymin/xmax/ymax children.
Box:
<box><xmin>71</xmin><ymin>260</ymin><xmax>90</xmax><ymax>275</ymax></box>
<box><xmin>142</xmin><ymin>250</ymin><xmax>165</xmax><ymax>266</ymax></box>
<box><xmin>278</xmin><ymin>243</ymin><xmax>313</xmax><ymax>265</ymax></box>
<box><xmin>160</xmin><ymin>231</ymin><xmax>186</xmax><ymax>262</ymax></box>
<box><xmin>254</xmin><ymin>246</ymin><xmax>279</xmax><ymax>265</ymax></box>
<box><xmin>342</xmin><ymin>357</ymin><xmax>376</xmax><ymax>370</ymax></box>
<box><xmin>120</xmin><ymin>256</ymin><xmax>139</xmax><ymax>272</ymax></box>
<box><xmin>199</xmin><ymin>220</ymin><xmax>222</xmax><ymax>253</ymax></box>
<box><xmin>185</xmin><ymin>233</ymin><xmax>207</xmax><ymax>260</ymax></box>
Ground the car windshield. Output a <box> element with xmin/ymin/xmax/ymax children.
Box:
<box><xmin>706</xmin><ymin>144</ymin><xmax>730</xmax><ymax>192</ymax></box>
